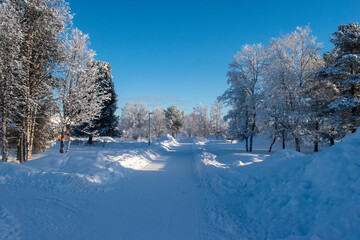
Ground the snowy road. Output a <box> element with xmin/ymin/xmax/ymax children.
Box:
<box><xmin>0</xmin><ymin>141</ymin><xmax>205</xmax><ymax>240</ymax></box>
<box><xmin>76</xmin><ymin>143</ymin><xmax>204</xmax><ymax>240</ymax></box>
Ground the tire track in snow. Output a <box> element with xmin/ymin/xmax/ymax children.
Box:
<box><xmin>0</xmin><ymin>204</ymin><xmax>21</xmax><ymax>240</ymax></box>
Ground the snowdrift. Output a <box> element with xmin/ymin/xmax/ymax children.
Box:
<box><xmin>195</xmin><ymin>131</ymin><xmax>360</xmax><ymax>239</ymax></box>
<box><xmin>154</xmin><ymin>134</ymin><xmax>180</xmax><ymax>151</ymax></box>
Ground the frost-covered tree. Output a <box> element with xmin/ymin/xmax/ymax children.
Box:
<box><xmin>183</xmin><ymin>112</ymin><xmax>197</xmax><ymax>138</ymax></box>
<box><xmin>262</xmin><ymin>26</ymin><xmax>323</xmax><ymax>152</ymax></box>
<box><xmin>74</xmin><ymin>61</ymin><xmax>120</xmax><ymax>143</ymax></box>
<box><xmin>221</xmin><ymin>44</ymin><xmax>265</xmax><ymax>152</ymax></box>
<box><xmin>316</xmin><ymin>22</ymin><xmax>360</xmax><ymax>140</ymax></box>
<box><xmin>14</xmin><ymin>0</ymin><xmax>71</xmax><ymax>162</ymax></box>
<box><xmin>56</xmin><ymin>28</ymin><xmax>109</xmax><ymax>153</ymax></box>
<box><xmin>210</xmin><ymin>100</ymin><xmax>226</xmax><ymax>139</ymax></box>
<box><xmin>0</xmin><ymin>0</ymin><xmax>23</xmax><ymax>162</ymax></box>
<box><xmin>165</xmin><ymin>106</ymin><xmax>184</xmax><ymax>137</ymax></box>
<box><xmin>151</xmin><ymin>108</ymin><xmax>167</xmax><ymax>138</ymax></box>
<box><xmin>120</xmin><ymin>102</ymin><xmax>148</xmax><ymax>140</ymax></box>
<box><xmin>192</xmin><ymin>104</ymin><xmax>210</xmax><ymax>137</ymax></box>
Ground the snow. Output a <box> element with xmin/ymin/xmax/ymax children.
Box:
<box><xmin>0</xmin><ymin>132</ymin><xmax>359</xmax><ymax>239</ymax></box>
<box><xmin>194</xmin><ymin>132</ymin><xmax>360</xmax><ymax>239</ymax></box>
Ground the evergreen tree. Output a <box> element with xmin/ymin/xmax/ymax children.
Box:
<box><xmin>317</xmin><ymin>22</ymin><xmax>360</xmax><ymax>140</ymax></box>
<box><xmin>74</xmin><ymin>61</ymin><xmax>120</xmax><ymax>143</ymax></box>
<box><xmin>164</xmin><ymin>106</ymin><xmax>184</xmax><ymax>137</ymax></box>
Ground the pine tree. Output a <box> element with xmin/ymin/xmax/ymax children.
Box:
<box><xmin>164</xmin><ymin>106</ymin><xmax>184</xmax><ymax>137</ymax></box>
<box><xmin>317</xmin><ymin>22</ymin><xmax>360</xmax><ymax>140</ymax></box>
<box><xmin>74</xmin><ymin>61</ymin><xmax>120</xmax><ymax>143</ymax></box>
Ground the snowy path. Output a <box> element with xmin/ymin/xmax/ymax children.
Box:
<box><xmin>1</xmin><ymin>142</ymin><xmax>205</xmax><ymax>239</ymax></box>
<box><xmin>74</xmin><ymin>143</ymin><xmax>203</xmax><ymax>240</ymax></box>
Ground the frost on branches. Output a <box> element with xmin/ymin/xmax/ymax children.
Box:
<box><xmin>316</xmin><ymin>23</ymin><xmax>360</xmax><ymax>140</ymax></box>
<box><xmin>56</xmin><ymin>29</ymin><xmax>110</xmax><ymax>153</ymax></box>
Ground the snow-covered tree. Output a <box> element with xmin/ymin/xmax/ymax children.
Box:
<box><xmin>14</xmin><ymin>0</ymin><xmax>71</xmax><ymax>162</ymax></box>
<box><xmin>183</xmin><ymin>112</ymin><xmax>197</xmax><ymax>138</ymax></box>
<box><xmin>74</xmin><ymin>61</ymin><xmax>120</xmax><ymax>143</ymax></box>
<box><xmin>316</xmin><ymin>22</ymin><xmax>360</xmax><ymax>141</ymax></box>
<box><xmin>221</xmin><ymin>44</ymin><xmax>265</xmax><ymax>152</ymax></box>
<box><xmin>210</xmin><ymin>100</ymin><xmax>226</xmax><ymax>139</ymax></box>
<box><xmin>120</xmin><ymin>102</ymin><xmax>148</xmax><ymax>140</ymax></box>
<box><xmin>151</xmin><ymin>108</ymin><xmax>167</xmax><ymax>138</ymax></box>
<box><xmin>262</xmin><ymin>26</ymin><xmax>323</xmax><ymax>152</ymax></box>
<box><xmin>56</xmin><ymin>28</ymin><xmax>110</xmax><ymax>153</ymax></box>
<box><xmin>0</xmin><ymin>0</ymin><xmax>23</xmax><ymax>162</ymax></box>
<box><xmin>164</xmin><ymin>106</ymin><xmax>184</xmax><ymax>137</ymax></box>
<box><xmin>192</xmin><ymin>104</ymin><xmax>210</xmax><ymax>137</ymax></box>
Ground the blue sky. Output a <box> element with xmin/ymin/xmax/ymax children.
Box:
<box><xmin>68</xmin><ymin>0</ymin><xmax>360</xmax><ymax>114</ymax></box>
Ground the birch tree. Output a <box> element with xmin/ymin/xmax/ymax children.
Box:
<box><xmin>151</xmin><ymin>108</ymin><xmax>167</xmax><ymax>138</ymax></box>
<box><xmin>0</xmin><ymin>0</ymin><xmax>23</xmax><ymax>162</ymax></box>
<box><xmin>263</xmin><ymin>26</ymin><xmax>323</xmax><ymax>152</ymax></box>
<box><xmin>56</xmin><ymin>28</ymin><xmax>109</xmax><ymax>153</ymax></box>
<box><xmin>210</xmin><ymin>100</ymin><xmax>226</xmax><ymax>139</ymax></box>
<box><xmin>221</xmin><ymin>44</ymin><xmax>265</xmax><ymax>152</ymax></box>
<box><xmin>120</xmin><ymin>102</ymin><xmax>148</xmax><ymax>140</ymax></box>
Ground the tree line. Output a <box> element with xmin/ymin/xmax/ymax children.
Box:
<box><xmin>221</xmin><ymin>23</ymin><xmax>360</xmax><ymax>152</ymax></box>
<box><xmin>119</xmin><ymin>100</ymin><xmax>227</xmax><ymax>140</ymax></box>
<box><xmin>0</xmin><ymin>0</ymin><xmax>119</xmax><ymax>162</ymax></box>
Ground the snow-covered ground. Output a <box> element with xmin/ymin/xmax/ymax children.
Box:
<box><xmin>194</xmin><ymin>132</ymin><xmax>360</xmax><ymax>239</ymax></box>
<box><xmin>0</xmin><ymin>133</ymin><xmax>359</xmax><ymax>239</ymax></box>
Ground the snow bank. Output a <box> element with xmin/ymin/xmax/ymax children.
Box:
<box><xmin>193</xmin><ymin>137</ymin><xmax>209</xmax><ymax>146</ymax></box>
<box><xmin>0</xmin><ymin>143</ymin><xmax>158</xmax><ymax>193</ymax></box>
<box><xmin>154</xmin><ymin>134</ymin><xmax>180</xmax><ymax>151</ymax></box>
<box><xmin>195</xmin><ymin>131</ymin><xmax>360</xmax><ymax>239</ymax></box>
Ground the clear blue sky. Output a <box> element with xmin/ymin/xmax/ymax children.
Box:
<box><xmin>67</xmin><ymin>0</ymin><xmax>360</xmax><ymax>115</ymax></box>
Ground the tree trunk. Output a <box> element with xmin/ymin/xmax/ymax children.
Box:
<box><xmin>66</xmin><ymin>122</ymin><xmax>72</xmax><ymax>153</ymax></box>
<box><xmin>245</xmin><ymin>137</ymin><xmax>249</xmax><ymax>152</ymax></box>
<box><xmin>249</xmin><ymin>135</ymin><xmax>253</xmax><ymax>152</ymax></box>
<box><xmin>314</xmin><ymin>121</ymin><xmax>319</xmax><ymax>153</ymax></box>
<box><xmin>60</xmin><ymin>125</ymin><xmax>65</xmax><ymax>153</ymax></box>
<box><xmin>314</xmin><ymin>141</ymin><xmax>319</xmax><ymax>152</ymax></box>
<box><xmin>295</xmin><ymin>136</ymin><xmax>301</xmax><ymax>152</ymax></box>
<box><xmin>330</xmin><ymin>136</ymin><xmax>334</xmax><ymax>146</ymax></box>
<box><xmin>249</xmin><ymin>113</ymin><xmax>256</xmax><ymax>152</ymax></box>
<box><xmin>17</xmin><ymin>134</ymin><xmax>25</xmax><ymax>163</ymax></box>
<box><xmin>88</xmin><ymin>135</ymin><xmax>93</xmax><ymax>144</ymax></box>
<box><xmin>269</xmin><ymin>137</ymin><xmax>276</xmax><ymax>153</ymax></box>
<box><xmin>281</xmin><ymin>130</ymin><xmax>286</xmax><ymax>149</ymax></box>
<box><xmin>1</xmin><ymin>103</ymin><xmax>8</xmax><ymax>162</ymax></box>
<box><xmin>18</xmin><ymin>107</ymin><xmax>27</xmax><ymax>163</ymax></box>
<box><xmin>26</xmin><ymin>107</ymin><xmax>37</xmax><ymax>161</ymax></box>
<box><xmin>282</xmin><ymin>139</ymin><xmax>285</xmax><ymax>149</ymax></box>
<box><xmin>0</xmin><ymin>73</ymin><xmax>9</xmax><ymax>162</ymax></box>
